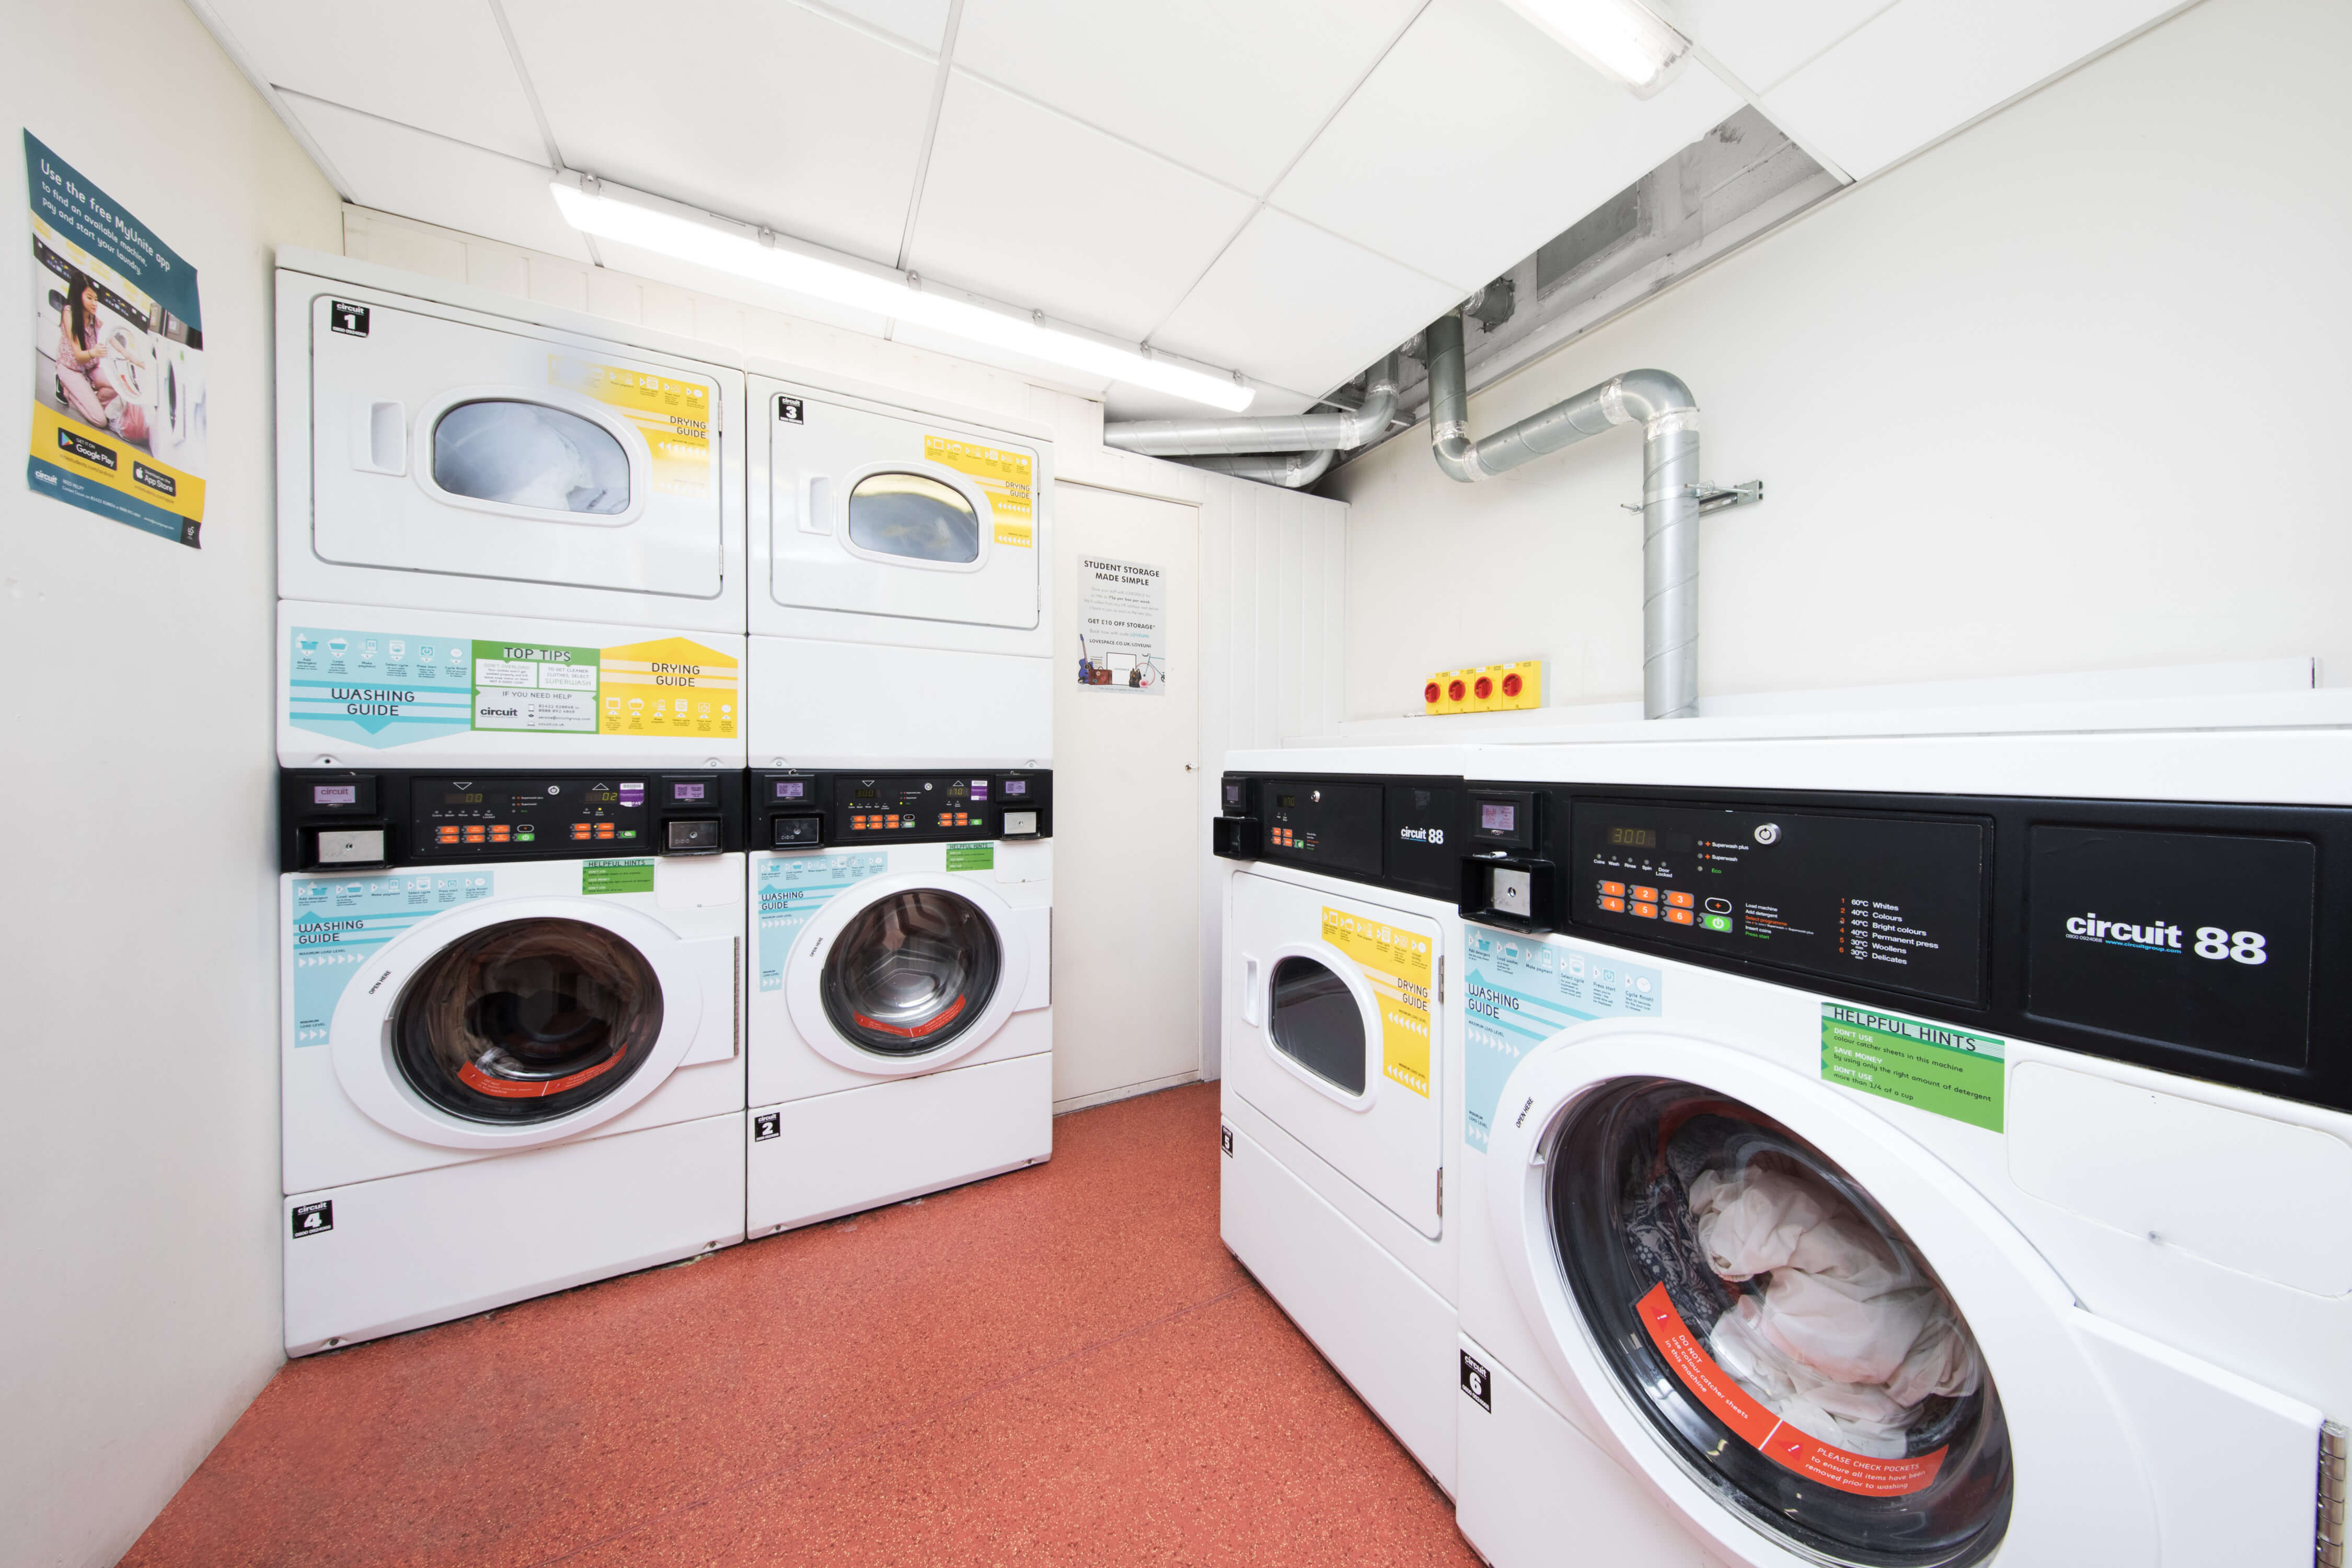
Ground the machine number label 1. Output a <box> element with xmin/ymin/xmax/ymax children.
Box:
<box><xmin>1321</xmin><ymin>905</ymin><xmax>1432</xmax><ymax>1099</ymax></box>
<box><xmin>1820</xmin><ymin>1004</ymin><xmax>2004</xmax><ymax>1132</ymax></box>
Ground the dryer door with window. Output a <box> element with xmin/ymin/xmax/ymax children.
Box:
<box><xmin>304</xmin><ymin>285</ymin><xmax>730</xmax><ymax>602</ymax></box>
<box><xmin>1228</xmin><ymin>872</ymin><xmax>1443</xmax><ymax>1238</ymax></box>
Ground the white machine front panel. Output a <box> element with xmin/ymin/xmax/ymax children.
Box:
<box><xmin>753</xmin><ymin>377</ymin><xmax>1047</xmax><ymax>654</ymax></box>
<box><xmin>279</xmin><ymin>600</ymin><xmax>744</xmax><ymax>768</ymax></box>
<box><xmin>281</xmin><ymin>271</ymin><xmax>743</xmax><ymax>630</ymax></box>
<box><xmin>1228</xmin><ymin>872</ymin><xmax>1443</xmax><ymax>1238</ymax></box>
<box><xmin>747</xmin><ymin>636</ymin><xmax>1050</xmax><ymax>767</ymax></box>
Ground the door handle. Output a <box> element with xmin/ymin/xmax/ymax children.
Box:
<box><xmin>352</xmin><ymin>398</ymin><xmax>407</xmax><ymax>476</ymax></box>
<box><xmin>1240</xmin><ymin>955</ymin><xmax>1262</xmax><ymax>1027</ymax></box>
<box><xmin>799</xmin><ymin>472</ymin><xmax>832</xmax><ymax>535</ymax></box>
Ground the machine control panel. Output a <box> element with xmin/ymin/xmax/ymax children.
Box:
<box><xmin>751</xmin><ymin>770</ymin><xmax>1053</xmax><ymax>849</ymax></box>
<box><xmin>1214</xmin><ymin>773</ymin><xmax>1465</xmax><ymax>900</ymax></box>
<box><xmin>279</xmin><ymin>769</ymin><xmax>745</xmax><ymax>871</ymax></box>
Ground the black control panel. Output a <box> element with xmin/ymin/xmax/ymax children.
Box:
<box><xmin>279</xmin><ymin>768</ymin><xmax>744</xmax><ymax>872</ymax></box>
<box><xmin>1215</xmin><ymin>772</ymin><xmax>1464</xmax><ymax>901</ymax></box>
<box><xmin>1460</xmin><ymin>779</ymin><xmax>2352</xmax><ymax>1113</ymax></box>
<box><xmin>751</xmin><ymin>769</ymin><xmax>1052</xmax><ymax>851</ymax></box>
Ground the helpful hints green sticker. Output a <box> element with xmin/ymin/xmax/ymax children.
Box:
<box><xmin>583</xmin><ymin>858</ymin><xmax>656</xmax><ymax>896</ymax></box>
<box><xmin>1821</xmin><ymin>1004</ymin><xmax>2004</xmax><ymax>1132</ymax></box>
<box><xmin>944</xmin><ymin>842</ymin><xmax>995</xmax><ymax>872</ymax></box>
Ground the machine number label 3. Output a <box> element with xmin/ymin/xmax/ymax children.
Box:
<box><xmin>925</xmin><ymin>434</ymin><xmax>1033</xmax><ymax>548</ymax></box>
<box><xmin>289</xmin><ymin>873</ymin><xmax>493</xmax><ymax>1045</ymax></box>
<box><xmin>1321</xmin><ymin>905</ymin><xmax>1432</xmax><ymax>1098</ymax></box>
<box><xmin>756</xmin><ymin>852</ymin><xmax>889</xmax><ymax>990</ymax></box>
<box><xmin>1820</xmin><ymin>1004</ymin><xmax>2004</xmax><ymax>1133</ymax></box>
<box><xmin>1461</xmin><ymin>928</ymin><xmax>1661</xmax><ymax>1151</ymax></box>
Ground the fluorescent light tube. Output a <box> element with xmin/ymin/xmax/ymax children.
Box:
<box><xmin>1497</xmin><ymin>0</ymin><xmax>1693</xmax><ymax>96</ymax></box>
<box><xmin>549</xmin><ymin>175</ymin><xmax>1254</xmax><ymax>413</ymax></box>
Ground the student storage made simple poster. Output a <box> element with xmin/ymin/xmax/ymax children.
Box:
<box><xmin>24</xmin><ymin>131</ymin><xmax>206</xmax><ymax>547</ymax></box>
<box><xmin>1076</xmin><ymin>556</ymin><xmax>1166</xmax><ymax>694</ymax></box>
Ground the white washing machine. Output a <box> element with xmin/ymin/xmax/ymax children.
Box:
<box><xmin>1446</xmin><ymin>721</ymin><xmax>2352</xmax><ymax>1568</ymax></box>
<box><xmin>1212</xmin><ymin>747</ymin><xmax>1473</xmax><ymax>1493</ymax></box>
<box><xmin>744</xmin><ymin>768</ymin><xmax>1053</xmax><ymax>1234</ymax></box>
<box><xmin>275</xmin><ymin>249</ymin><xmax>745</xmax><ymax>632</ymax></box>
<box><xmin>277</xmin><ymin>765</ymin><xmax>750</xmax><ymax>1355</ymax></box>
<box><xmin>746</xmin><ymin>368</ymin><xmax>1053</xmax><ymax>767</ymax></box>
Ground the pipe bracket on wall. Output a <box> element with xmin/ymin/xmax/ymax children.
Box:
<box><xmin>1620</xmin><ymin>481</ymin><xmax>1763</xmax><ymax>517</ymax></box>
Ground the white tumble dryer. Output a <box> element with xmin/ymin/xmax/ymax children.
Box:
<box><xmin>1212</xmin><ymin>746</ymin><xmax>1473</xmax><ymax>1493</ymax></box>
<box><xmin>1446</xmin><ymin>715</ymin><xmax>2352</xmax><ymax>1568</ymax></box>
<box><xmin>743</xmin><ymin>768</ymin><xmax>1053</xmax><ymax>1234</ymax></box>
<box><xmin>746</xmin><ymin>368</ymin><xmax>1053</xmax><ymax>768</ymax></box>
<box><xmin>275</xmin><ymin>249</ymin><xmax>745</xmax><ymax>632</ymax></box>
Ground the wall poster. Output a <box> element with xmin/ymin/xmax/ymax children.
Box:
<box><xmin>24</xmin><ymin>131</ymin><xmax>205</xmax><ymax>547</ymax></box>
<box><xmin>1076</xmin><ymin>555</ymin><xmax>1166</xmax><ymax>694</ymax></box>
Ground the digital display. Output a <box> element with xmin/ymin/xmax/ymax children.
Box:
<box><xmin>774</xmin><ymin>780</ymin><xmax>808</xmax><ymax>801</ymax></box>
<box><xmin>443</xmin><ymin>791</ymin><xmax>484</xmax><ymax>805</ymax></box>
<box><xmin>672</xmin><ymin>782</ymin><xmax>708</xmax><ymax>802</ymax></box>
<box><xmin>1606</xmin><ymin>825</ymin><xmax>1658</xmax><ymax>849</ymax></box>
<box><xmin>1277</xmin><ymin>794</ymin><xmax>1296</xmax><ymax>809</ymax></box>
<box><xmin>313</xmin><ymin>785</ymin><xmax>357</xmax><ymax>806</ymax></box>
<box><xmin>1004</xmin><ymin>780</ymin><xmax>1028</xmax><ymax>798</ymax></box>
<box><xmin>1481</xmin><ymin>802</ymin><xmax>1517</xmax><ymax>834</ymax></box>
<box><xmin>853</xmin><ymin>787</ymin><xmax>878</xmax><ymax>801</ymax></box>
<box><xmin>584</xmin><ymin>788</ymin><xmax>617</xmax><ymax>805</ymax></box>
<box><xmin>1224</xmin><ymin>782</ymin><xmax>1243</xmax><ymax>808</ymax></box>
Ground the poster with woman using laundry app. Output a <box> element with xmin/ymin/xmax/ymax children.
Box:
<box><xmin>24</xmin><ymin>131</ymin><xmax>206</xmax><ymax>546</ymax></box>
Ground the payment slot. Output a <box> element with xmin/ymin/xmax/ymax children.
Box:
<box><xmin>1458</xmin><ymin>785</ymin><xmax>1555</xmax><ymax>930</ymax></box>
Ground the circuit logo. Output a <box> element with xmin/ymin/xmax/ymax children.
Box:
<box><xmin>1399</xmin><ymin>825</ymin><xmax>1446</xmax><ymax>846</ymax></box>
<box><xmin>2063</xmin><ymin>913</ymin><xmax>2267</xmax><ymax>965</ymax></box>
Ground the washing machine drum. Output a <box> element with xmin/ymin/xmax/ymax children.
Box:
<box><xmin>1554</xmin><ymin>1077</ymin><xmax>2014</xmax><ymax>1567</ymax></box>
<box><xmin>821</xmin><ymin>888</ymin><xmax>1001</xmax><ymax>1056</ymax></box>
<box><xmin>394</xmin><ymin>917</ymin><xmax>664</xmax><ymax>1123</ymax></box>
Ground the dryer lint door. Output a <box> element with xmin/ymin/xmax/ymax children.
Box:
<box><xmin>762</xmin><ymin>385</ymin><xmax>1040</xmax><ymax>637</ymax></box>
<box><xmin>1229</xmin><ymin>872</ymin><xmax>1442</xmax><ymax>1238</ymax></box>
<box><xmin>307</xmin><ymin>294</ymin><xmax>728</xmax><ymax>601</ymax></box>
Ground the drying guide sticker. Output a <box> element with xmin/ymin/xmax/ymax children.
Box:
<box><xmin>550</xmin><ymin>355</ymin><xmax>711</xmax><ymax>498</ymax></box>
<box><xmin>289</xmin><ymin>873</ymin><xmax>493</xmax><ymax>1044</ymax></box>
<box><xmin>1322</xmin><ymin>906</ymin><xmax>1432</xmax><ymax>1098</ymax></box>
<box><xmin>1462</xmin><ymin>928</ymin><xmax>1661</xmax><ymax>1151</ymax></box>
<box><xmin>757</xmin><ymin>852</ymin><xmax>889</xmax><ymax>990</ymax></box>
<box><xmin>288</xmin><ymin>624</ymin><xmax>738</xmax><ymax>749</ymax></box>
<box><xmin>925</xmin><ymin>434</ymin><xmax>1032</xmax><ymax>547</ymax></box>
<box><xmin>1821</xmin><ymin>1004</ymin><xmax>2004</xmax><ymax>1132</ymax></box>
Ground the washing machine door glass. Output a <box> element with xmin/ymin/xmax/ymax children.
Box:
<box><xmin>1551</xmin><ymin>1077</ymin><xmax>2012</xmax><ymax>1567</ymax></box>
<box><xmin>393</xmin><ymin>917</ymin><xmax>664</xmax><ymax>1124</ymax></box>
<box><xmin>847</xmin><ymin>472</ymin><xmax>980</xmax><ymax>563</ymax></box>
<box><xmin>432</xmin><ymin>400</ymin><xmax>630</xmax><ymax>514</ymax></box>
<box><xmin>821</xmin><ymin>889</ymin><xmax>1001</xmax><ymax>1056</ymax></box>
<box><xmin>1266</xmin><ymin>955</ymin><xmax>1367</xmax><ymax>1096</ymax></box>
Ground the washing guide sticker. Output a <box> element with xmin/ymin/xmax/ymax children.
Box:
<box><xmin>548</xmin><ymin>355</ymin><xmax>711</xmax><ymax>498</ymax></box>
<box><xmin>1462</xmin><ymin>928</ymin><xmax>1661</xmax><ymax>1151</ymax></box>
<box><xmin>757</xmin><ymin>851</ymin><xmax>890</xmax><ymax>990</ymax></box>
<box><xmin>289</xmin><ymin>873</ymin><xmax>493</xmax><ymax>1045</ymax></box>
<box><xmin>1821</xmin><ymin>1004</ymin><xmax>2004</xmax><ymax>1132</ymax></box>
<box><xmin>1322</xmin><ymin>905</ymin><xmax>1432</xmax><ymax>1098</ymax></box>
<box><xmin>924</xmin><ymin>434</ymin><xmax>1032</xmax><ymax>547</ymax></box>
<box><xmin>289</xmin><ymin>623</ymin><xmax>738</xmax><ymax>748</ymax></box>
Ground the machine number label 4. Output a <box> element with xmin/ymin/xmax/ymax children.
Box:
<box><xmin>291</xmin><ymin>1201</ymin><xmax>333</xmax><ymax>1238</ymax></box>
<box><xmin>1820</xmin><ymin>1004</ymin><xmax>2004</xmax><ymax>1132</ymax></box>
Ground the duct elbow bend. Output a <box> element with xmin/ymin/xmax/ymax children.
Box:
<box><xmin>1340</xmin><ymin>370</ymin><xmax>1398</xmax><ymax>451</ymax></box>
<box><xmin>1432</xmin><ymin>424</ymin><xmax>1485</xmax><ymax>483</ymax></box>
<box><xmin>1612</xmin><ymin>369</ymin><xmax>1698</xmax><ymax>429</ymax></box>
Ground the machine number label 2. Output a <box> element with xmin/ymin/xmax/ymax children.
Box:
<box><xmin>1321</xmin><ymin>905</ymin><xmax>1432</xmax><ymax>1099</ymax></box>
<box><xmin>1820</xmin><ymin>1004</ymin><xmax>2004</xmax><ymax>1133</ymax></box>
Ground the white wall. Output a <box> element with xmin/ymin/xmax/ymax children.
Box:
<box><xmin>1330</xmin><ymin>0</ymin><xmax>2352</xmax><ymax>718</ymax></box>
<box><xmin>0</xmin><ymin>1</ymin><xmax>342</xmax><ymax>1562</ymax></box>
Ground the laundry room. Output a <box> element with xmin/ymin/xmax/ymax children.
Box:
<box><xmin>4</xmin><ymin>1</ymin><xmax>2348</xmax><ymax>1565</ymax></box>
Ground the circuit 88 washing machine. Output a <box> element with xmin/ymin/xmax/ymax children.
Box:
<box><xmin>1446</xmin><ymin>711</ymin><xmax>2352</xmax><ymax>1568</ymax></box>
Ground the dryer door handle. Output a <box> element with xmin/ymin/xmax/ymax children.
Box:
<box><xmin>800</xmin><ymin>472</ymin><xmax>833</xmax><ymax>535</ymax></box>
<box><xmin>1240</xmin><ymin>955</ymin><xmax>1262</xmax><ymax>1027</ymax></box>
<box><xmin>352</xmin><ymin>398</ymin><xmax>407</xmax><ymax>476</ymax></box>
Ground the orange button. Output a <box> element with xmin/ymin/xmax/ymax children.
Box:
<box><xmin>1598</xmin><ymin>880</ymin><xmax>1625</xmax><ymax>897</ymax></box>
<box><xmin>1633</xmin><ymin>901</ymin><xmax>1660</xmax><ymax>918</ymax></box>
<box><xmin>439</xmin><ymin>826</ymin><xmax>460</xmax><ymax>843</ymax></box>
<box><xmin>1666</xmin><ymin>906</ymin><xmax>1694</xmax><ymax>925</ymax></box>
<box><xmin>490</xmin><ymin>826</ymin><xmax>512</xmax><ymax>841</ymax></box>
<box><xmin>1631</xmin><ymin>885</ymin><xmax>1658</xmax><ymax>902</ymax></box>
<box><xmin>595</xmin><ymin>824</ymin><xmax>615</xmax><ymax>838</ymax></box>
<box><xmin>1666</xmin><ymin>890</ymin><xmax>1694</xmax><ymax>908</ymax></box>
<box><xmin>571</xmin><ymin>824</ymin><xmax>592</xmax><ymax>839</ymax></box>
<box><xmin>1599</xmin><ymin>895</ymin><xmax>1627</xmax><ymax>913</ymax></box>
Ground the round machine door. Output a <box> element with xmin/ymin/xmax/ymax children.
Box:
<box><xmin>786</xmin><ymin>871</ymin><xmax>1031</xmax><ymax>1077</ymax></box>
<box><xmin>1254</xmin><ymin>939</ymin><xmax>1383</xmax><ymax>1109</ymax></box>
<box><xmin>329</xmin><ymin>897</ymin><xmax>718</xmax><ymax>1152</ymax></box>
<box><xmin>1486</xmin><ymin>1023</ymin><xmax>2163</xmax><ymax>1568</ymax></box>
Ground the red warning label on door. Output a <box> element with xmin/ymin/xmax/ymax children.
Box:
<box><xmin>1635</xmin><ymin>1283</ymin><xmax>1947</xmax><ymax>1497</ymax></box>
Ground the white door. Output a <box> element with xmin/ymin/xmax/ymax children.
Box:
<box><xmin>306</xmin><ymin>287</ymin><xmax>730</xmax><ymax>600</ymax></box>
<box><xmin>1227</xmin><ymin>872</ymin><xmax>1442</xmax><ymax>1237</ymax></box>
<box><xmin>755</xmin><ymin>378</ymin><xmax>1046</xmax><ymax>649</ymax></box>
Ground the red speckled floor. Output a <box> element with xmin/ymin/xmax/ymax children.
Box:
<box><xmin>122</xmin><ymin>1083</ymin><xmax>1478</xmax><ymax>1567</ymax></box>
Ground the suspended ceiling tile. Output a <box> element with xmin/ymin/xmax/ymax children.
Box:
<box><xmin>1273</xmin><ymin>0</ymin><xmax>1742</xmax><ymax>294</ymax></box>
<box><xmin>907</xmin><ymin>74</ymin><xmax>1257</xmax><ymax>341</ymax></box>
<box><xmin>952</xmin><ymin>0</ymin><xmax>1429</xmax><ymax>194</ymax></box>
<box><xmin>820</xmin><ymin>0</ymin><xmax>954</xmax><ymax>52</ymax></box>
<box><xmin>1670</xmin><ymin>0</ymin><xmax>1898</xmax><ymax>94</ymax></box>
<box><xmin>200</xmin><ymin>0</ymin><xmax>549</xmax><ymax>161</ymax></box>
<box><xmin>1151</xmin><ymin>208</ymin><xmax>1462</xmax><ymax>396</ymax></box>
<box><xmin>503</xmin><ymin>0</ymin><xmax>936</xmax><ymax>264</ymax></box>
<box><xmin>1761</xmin><ymin>0</ymin><xmax>2186</xmax><ymax>179</ymax></box>
<box><xmin>281</xmin><ymin>93</ymin><xmax>592</xmax><ymax>261</ymax></box>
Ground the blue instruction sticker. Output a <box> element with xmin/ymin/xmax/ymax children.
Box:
<box><xmin>1462</xmin><ymin>927</ymin><xmax>1662</xmax><ymax>1152</ymax></box>
<box><xmin>757</xmin><ymin>852</ymin><xmax>889</xmax><ymax>991</ymax></box>
<box><xmin>289</xmin><ymin>872</ymin><xmax>493</xmax><ymax>1044</ymax></box>
<box><xmin>287</xmin><ymin>625</ymin><xmax>475</xmax><ymax>748</ymax></box>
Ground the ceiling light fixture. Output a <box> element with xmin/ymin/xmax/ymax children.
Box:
<box><xmin>1496</xmin><ymin>0</ymin><xmax>1694</xmax><ymax>97</ymax></box>
<box><xmin>549</xmin><ymin>173</ymin><xmax>1255</xmax><ymax>413</ymax></box>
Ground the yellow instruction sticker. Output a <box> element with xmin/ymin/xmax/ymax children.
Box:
<box><xmin>550</xmin><ymin>356</ymin><xmax>713</xmax><ymax>499</ymax></box>
<box><xmin>925</xmin><ymin>434</ymin><xmax>1033</xmax><ymax>548</ymax></box>
<box><xmin>598</xmin><ymin>636</ymin><xmax>739</xmax><ymax>739</ymax></box>
<box><xmin>1322</xmin><ymin>905</ymin><xmax>1432</xmax><ymax>1098</ymax></box>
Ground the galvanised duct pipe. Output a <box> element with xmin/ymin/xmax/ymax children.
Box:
<box><xmin>1425</xmin><ymin>310</ymin><xmax>1701</xmax><ymax>720</ymax></box>
<box><xmin>1168</xmin><ymin>447</ymin><xmax>1338</xmax><ymax>489</ymax></box>
<box><xmin>1103</xmin><ymin>358</ymin><xmax>1399</xmax><ymax>458</ymax></box>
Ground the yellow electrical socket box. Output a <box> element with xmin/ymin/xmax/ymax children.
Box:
<box><xmin>1423</xmin><ymin>659</ymin><xmax>1543</xmax><ymax>715</ymax></box>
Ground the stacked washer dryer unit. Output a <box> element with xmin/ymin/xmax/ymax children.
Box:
<box><xmin>273</xmin><ymin>250</ymin><xmax>750</xmax><ymax>1353</ymax></box>
<box><xmin>742</xmin><ymin>366</ymin><xmax>1055</xmax><ymax>1233</ymax></box>
<box><xmin>1212</xmin><ymin>746</ymin><xmax>1472</xmax><ymax>1492</ymax></box>
<box><xmin>1446</xmin><ymin>717</ymin><xmax>2352</xmax><ymax>1568</ymax></box>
